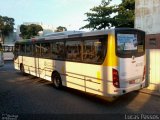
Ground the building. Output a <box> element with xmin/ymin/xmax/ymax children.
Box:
<box><xmin>39</xmin><ymin>23</ymin><xmax>55</xmax><ymax>35</ymax></box>
<box><xmin>135</xmin><ymin>0</ymin><xmax>160</xmax><ymax>93</ymax></box>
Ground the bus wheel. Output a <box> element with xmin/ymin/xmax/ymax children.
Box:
<box><xmin>52</xmin><ymin>72</ymin><xmax>62</xmax><ymax>89</ymax></box>
<box><xmin>20</xmin><ymin>64</ymin><xmax>25</xmax><ymax>75</ymax></box>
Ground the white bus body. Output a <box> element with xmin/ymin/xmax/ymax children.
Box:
<box><xmin>14</xmin><ymin>28</ymin><xmax>146</xmax><ymax>97</ymax></box>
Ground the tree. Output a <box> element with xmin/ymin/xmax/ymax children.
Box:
<box><xmin>113</xmin><ymin>0</ymin><xmax>135</xmax><ymax>27</ymax></box>
<box><xmin>20</xmin><ymin>24</ymin><xmax>43</xmax><ymax>39</ymax></box>
<box><xmin>0</xmin><ymin>15</ymin><xmax>15</xmax><ymax>43</ymax></box>
<box><xmin>81</xmin><ymin>0</ymin><xmax>115</xmax><ymax>30</ymax></box>
<box><xmin>20</xmin><ymin>25</ymin><xmax>27</xmax><ymax>39</ymax></box>
<box><xmin>55</xmin><ymin>26</ymin><xmax>67</xmax><ymax>32</ymax></box>
<box><xmin>81</xmin><ymin>0</ymin><xmax>135</xmax><ymax>30</ymax></box>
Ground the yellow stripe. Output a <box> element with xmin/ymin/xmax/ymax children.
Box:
<box><xmin>97</xmin><ymin>71</ymin><xmax>101</xmax><ymax>80</ymax></box>
<box><xmin>103</xmin><ymin>34</ymin><xmax>118</xmax><ymax>66</ymax></box>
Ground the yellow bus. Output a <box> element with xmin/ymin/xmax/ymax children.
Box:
<box><xmin>14</xmin><ymin>28</ymin><xmax>146</xmax><ymax>97</ymax></box>
<box><xmin>0</xmin><ymin>43</ymin><xmax>4</xmax><ymax>66</ymax></box>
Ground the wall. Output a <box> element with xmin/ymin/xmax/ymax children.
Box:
<box><xmin>135</xmin><ymin>0</ymin><xmax>160</xmax><ymax>34</ymax></box>
<box><xmin>146</xmin><ymin>49</ymin><xmax>160</xmax><ymax>92</ymax></box>
<box><xmin>135</xmin><ymin>0</ymin><xmax>160</xmax><ymax>92</ymax></box>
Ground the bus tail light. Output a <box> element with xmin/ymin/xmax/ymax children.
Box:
<box><xmin>142</xmin><ymin>65</ymin><xmax>146</xmax><ymax>81</ymax></box>
<box><xmin>112</xmin><ymin>69</ymin><xmax>120</xmax><ymax>88</ymax></box>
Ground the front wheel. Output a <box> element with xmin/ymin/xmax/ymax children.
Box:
<box><xmin>52</xmin><ymin>72</ymin><xmax>62</xmax><ymax>89</ymax></box>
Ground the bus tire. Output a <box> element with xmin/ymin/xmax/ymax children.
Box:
<box><xmin>52</xmin><ymin>72</ymin><xmax>62</xmax><ymax>89</ymax></box>
<box><xmin>20</xmin><ymin>64</ymin><xmax>25</xmax><ymax>75</ymax></box>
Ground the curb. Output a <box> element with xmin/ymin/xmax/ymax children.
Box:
<box><xmin>140</xmin><ymin>88</ymin><xmax>160</xmax><ymax>97</ymax></box>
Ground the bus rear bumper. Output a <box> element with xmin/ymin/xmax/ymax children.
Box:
<box><xmin>114</xmin><ymin>82</ymin><xmax>146</xmax><ymax>96</ymax></box>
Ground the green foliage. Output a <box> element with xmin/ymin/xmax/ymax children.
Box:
<box><xmin>81</xmin><ymin>0</ymin><xmax>135</xmax><ymax>30</ymax></box>
<box><xmin>55</xmin><ymin>26</ymin><xmax>67</xmax><ymax>32</ymax></box>
<box><xmin>81</xmin><ymin>0</ymin><xmax>115</xmax><ymax>30</ymax></box>
<box><xmin>20</xmin><ymin>24</ymin><xmax>43</xmax><ymax>39</ymax></box>
<box><xmin>0</xmin><ymin>15</ymin><xmax>15</xmax><ymax>43</ymax></box>
<box><xmin>113</xmin><ymin>0</ymin><xmax>135</xmax><ymax>27</ymax></box>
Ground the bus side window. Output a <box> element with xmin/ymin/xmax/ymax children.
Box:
<box><xmin>52</xmin><ymin>42</ymin><xmax>57</xmax><ymax>59</ymax></box>
<box><xmin>20</xmin><ymin>44</ymin><xmax>25</xmax><ymax>55</ymax></box>
<box><xmin>26</xmin><ymin>44</ymin><xmax>32</xmax><ymax>56</ymax></box>
<box><xmin>14</xmin><ymin>44</ymin><xmax>20</xmax><ymax>57</ymax></box>
<box><xmin>83</xmin><ymin>40</ymin><xmax>95</xmax><ymax>62</ymax></box>
<box><xmin>41</xmin><ymin>43</ymin><xmax>51</xmax><ymax>58</ymax></box>
<box><xmin>83</xmin><ymin>38</ymin><xmax>106</xmax><ymax>64</ymax></box>
<box><xmin>35</xmin><ymin>43</ymin><xmax>41</xmax><ymax>57</ymax></box>
<box><xmin>66</xmin><ymin>40</ymin><xmax>82</xmax><ymax>61</ymax></box>
<box><xmin>14</xmin><ymin>45</ymin><xmax>17</xmax><ymax>53</ymax></box>
<box><xmin>52</xmin><ymin>41</ymin><xmax>65</xmax><ymax>60</ymax></box>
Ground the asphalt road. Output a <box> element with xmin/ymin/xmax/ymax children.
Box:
<box><xmin>0</xmin><ymin>61</ymin><xmax>160</xmax><ymax>120</ymax></box>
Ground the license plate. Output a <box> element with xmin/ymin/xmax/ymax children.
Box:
<box><xmin>129</xmin><ymin>79</ymin><xmax>140</xmax><ymax>84</ymax></box>
<box><xmin>129</xmin><ymin>80</ymin><xmax>135</xmax><ymax>84</ymax></box>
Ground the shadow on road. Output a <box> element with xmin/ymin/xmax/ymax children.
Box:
<box><xmin>14</xmin><ymin>72</ymin><xmax>141</xmax><ymax>106</ymax></box>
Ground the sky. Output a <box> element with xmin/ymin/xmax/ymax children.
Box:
<box><xmin>0</xmin><ymin>0</ymin><xmax>121</xmax><ymax>31</ymax></box>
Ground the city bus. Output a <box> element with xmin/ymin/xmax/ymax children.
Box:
<box><xmin>0</xmin><ymin>43</ymin><xmax>4</xmax><ymax>66</ymax></box>
<box><xmin>14</xmin><ymin>28</ymin><xmax>146</xmax><ymax>98</ymax></box>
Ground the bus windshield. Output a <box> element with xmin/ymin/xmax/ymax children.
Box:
<box><xmin>116</xmin><ymin>29</ymin><xmax>145</xmax><ymax>58</ymax></box>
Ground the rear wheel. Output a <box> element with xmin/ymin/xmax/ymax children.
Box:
<box><xmin>52</xmin><ymin>72</ymin><xmax>62</xmax><ymax>89</ymax></box>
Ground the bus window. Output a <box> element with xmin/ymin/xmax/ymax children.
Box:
<box><xmin>20</xmin><ymin>44</ymin><xmax>25</xmax><ymax>55</ymax></box>
<box><xmin>14</xmin><ymin>44</ymin><xmax>20</xmax><ymax>58</ymax></box>
<box><xmin>116</xmin><ymin>30</ymin><xmax>145</xmax><ymax>58</ymax></box>
<box><xmin>35</xmin><ymin>43</ymin><xmax>41</xmax><ymax>57</ymax></box>
<box><xmin>51</xmin><ymin>41</ymin><xmax>65</xmax><ymax>59</ymax></box>
<box><xmin>26</xmin><ymin>44</ymin><xmax>32</xmax><ymax>56</ymax></box>
<box><xmin>15</xmin><ymin>44</ymin><xmax>19</xmax><ymax>53</ymax></box>
<box><xmin>66</xmin><ymin>40</ymin><xmax>81</xmax><ymax>61</ymax></box>
<box><xmin>52</xmin><ymin>42</ymin><xmax>57</xmax><ymax>59</ymax></box>
<box><xmin>83</xmin><ymin>38</ymin><xmax>106</xmax><ymax>64</ymax></box>
<box><xmin>41</xmin><ymin>43</ymin><xmax>51</xmax><ymax>58</ymax></box>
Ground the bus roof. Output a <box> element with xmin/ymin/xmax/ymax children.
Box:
<box><xmin>44</xmin><ymin>29</ymin><xmax>115</xmax><ymax>41</ymax></box>
<box><xmin>43</xmin><ymin>31</ymin><xmax>84</xmax><ymax>37</ymax></box>
<box><xmin>15</xmin><ymin>28</ymin><xmax>143</xmax><ymax>44</ymax></box>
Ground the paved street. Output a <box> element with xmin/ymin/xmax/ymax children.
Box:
<box><xmin>0</xmin><ymin>61</ymin><xmax>160</xmax><ymax>120</ymax></box>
